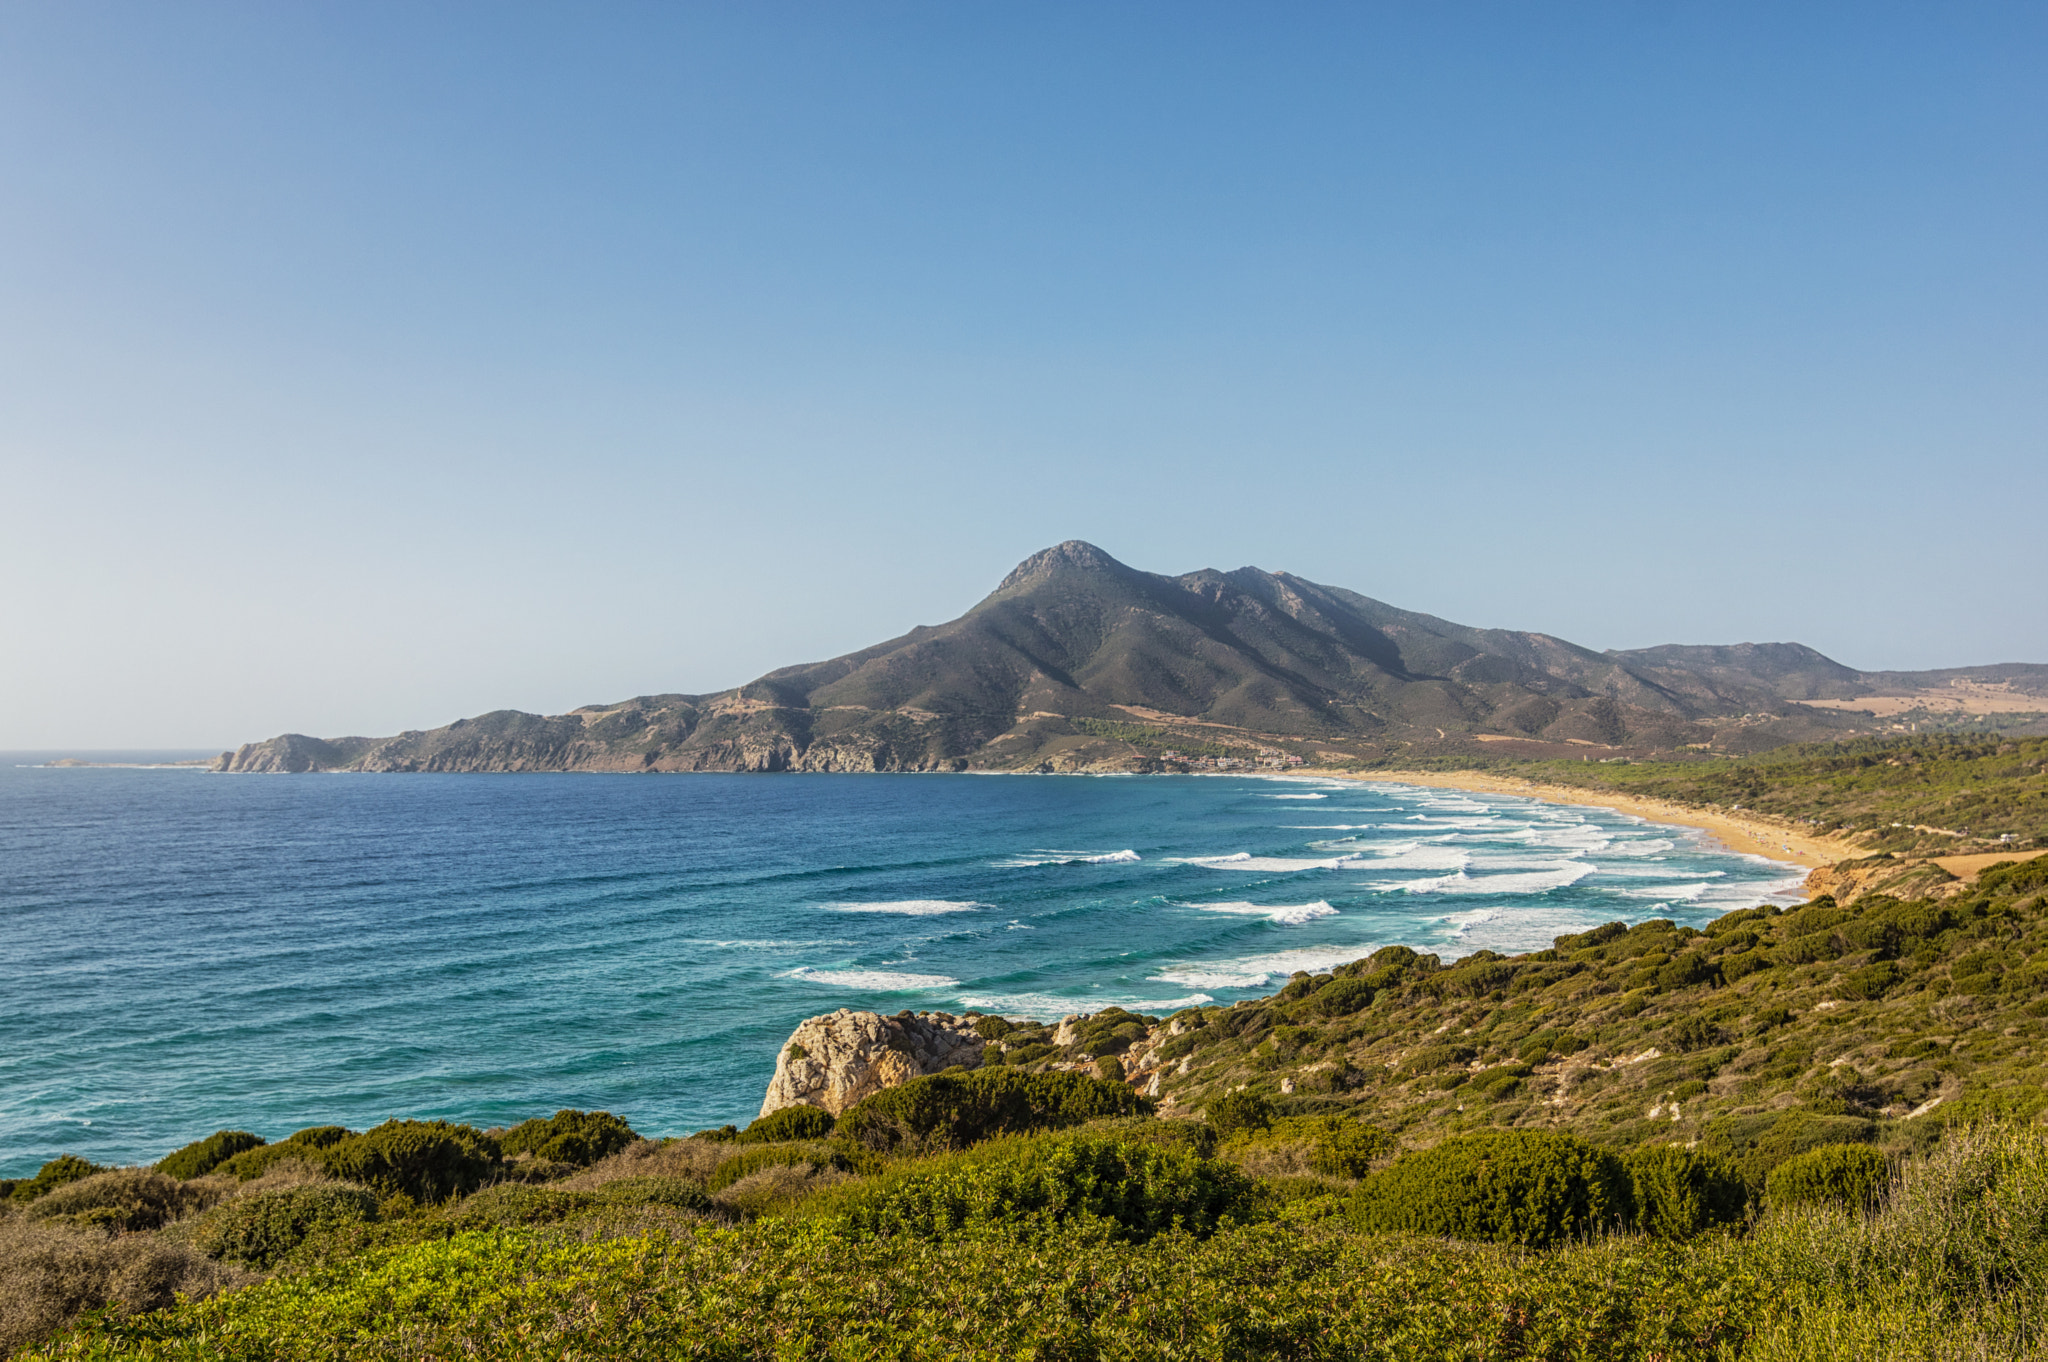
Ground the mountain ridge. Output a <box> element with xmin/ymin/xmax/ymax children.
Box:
<box><xmin>213</xmin><ymin>542</ymin><xmax>2048</xmax><ymax>774</ymax></box>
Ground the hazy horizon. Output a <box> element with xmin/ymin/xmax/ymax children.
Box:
<box><xmin>4</xmin><ymin>4</ymin><xmax>2043</xmax><ymax>747</ymax></box>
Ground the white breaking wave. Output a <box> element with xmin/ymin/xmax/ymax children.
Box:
<box><xmin>1363</xmin><ymin>860</ymin><xmax>1594</xmax><ymax>896</ymax></box>
<box><xmin>783</xmin><ymin>966</ymin><xmax>960</xmax><ymax>990</ymax></box>
<box><xmin>1263</xmin><ymin>793</ymin><xmax>1327</xmax><ymax>799</ymax></box>
<box><xmin>1361</xmin><ymin>845</ymin><xmax>1472</xmax><ymax>872</ymax></box>
<box><xmin>1149</xmin><ymin>945</ymin><xmax>1374</xmax><ymax>990</ymax></box>
<box><xmin>1602</xmin><ymin>837</ymin><xmax>1678</xmax><ymax>858</ymax></box>
<box><xmin>1190</xmin><ymin>900</ymin><xmax>1339</xmax><ymax>925</ymax></box>
<box><xmin>827</xmin><ymin>900</ymin><xmax>987</xmax><ymax>916</ymax></box>
<box><xmin>1001</xmin><ymin>849</ymin><xmax>1142</xmax><ymax>867</ymax></box>
<box><xmin>1616</xmin><ymin>882</ymin><xmax>1713</xmax><ymax>902</ymax></box>
<box><xmin>1180</xmin><ymin>852</ymin><xmax>1366</xmax><ymax>872</ymax></box>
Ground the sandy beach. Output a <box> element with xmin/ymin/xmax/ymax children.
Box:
<box><xmin>1299</xmin><ymin>768</ymin><xmax>1862</xmax><ymax>871</ymax></box>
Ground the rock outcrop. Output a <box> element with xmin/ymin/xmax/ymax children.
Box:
<box><xmin>758</xmin><ymin>1009</ymin><xmax>988</xmax><ymax>1119</ymax></box>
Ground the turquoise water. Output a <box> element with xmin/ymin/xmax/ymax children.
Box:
<box><xmin>0</xmin><ymin>761</ymin><xmax>1807</xmax><ymax>1175</ymax></box>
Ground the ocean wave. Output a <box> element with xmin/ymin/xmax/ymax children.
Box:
<box><xmin>1187</xmin><ymin>900</ymin><xmax>1339</xmax><ymax>925</ymax></box>
<box><xmin>1360</xmin><ymin>846</ymin><xmax>1471</xmax><ymax>871</ymax></box>
<box><xmin>1601</xmin><ymin>837</ymin><xmax>1678</xmax><ymax>858</ymax></box>
<box><xmin>782</xmin><ymin>966</ymin><xmax>960</xmax><ymax>991</ymax></box>
<box><xmin>1262</xmin><ymin>793</ymin><xmax>1327</xmax><ymax>800</ymax></box>
<box><xmin>1616</xmin><ymin>882</ymin><xmax>1712</xmax><ymax>902</ymax></box>
<box><xmin>826</xmin><ymin>900</ymin><xmax>987</xmax><ymax>916</ymax></box>
<box><xmin>1363</xmin><ymin>860</ymin><xmax>1595</xmax><ymax>896</ymax></box>
<box><xmin>1179</xmin><ymin>852</ymin><xmax>1366</xmax><ymax>872</ymax></box>
<box><xmin>1148</xmin><ymin>945</ymin><xmax>1374</xmax><ymax>990</ymax></box>
<box><xmin>999</xmin><ymin>849</ymin><xmax>1142</xmax><ymax>867</ymax></box>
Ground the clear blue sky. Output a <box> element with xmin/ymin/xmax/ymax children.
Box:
<box><xmin>2</xmin><ymin>3</ymin><xmax>2042</xmax><ymax>748</ymax></box>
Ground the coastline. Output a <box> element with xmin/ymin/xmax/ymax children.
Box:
<box><xmin>1298</xmin><ymin>767</ymin><xmax>1861</xmax><ymax>873</ymax></box>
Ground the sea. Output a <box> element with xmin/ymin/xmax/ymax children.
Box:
<box><xmin>0</xmin><ymin>756</ymin><xmax>1810</xmax><ymax>1176</ymax></box>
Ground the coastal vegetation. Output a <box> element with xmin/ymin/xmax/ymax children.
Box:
<box><xmin>1488</xmin><ymin>733</ymin><xmax>2048</xmax><ymax>858</ymax></box>
<box><xmin>5</xmin><ymin>852</ymin><xmax>2048</xmax><ymax>1355</ymax></box>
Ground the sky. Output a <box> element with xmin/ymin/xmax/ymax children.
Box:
<box><xmin>2</xmin><ymin>3</ymin><xmax>2043</xmax><ymax>749</ymax></box>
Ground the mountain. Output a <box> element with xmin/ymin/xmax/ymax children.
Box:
<box><xmin>213</xmin><ymin>541</ymin><xmax>2048</xmax><ymax>774</ymax></box>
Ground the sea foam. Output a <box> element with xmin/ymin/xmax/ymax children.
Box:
<box><xmin>826</xmin><ymin>900</ymin><xmax>986</xmax><ymax>916</ymax></box>
<box><xmin>783</xmin><ymin>966</ymin><xmax>961</xmax><ymax>991</ymax></box>
<box><xmin>1189</xmin><ymin>900</ymin><xmax>1339</xmax><ymax>924</ymax></box>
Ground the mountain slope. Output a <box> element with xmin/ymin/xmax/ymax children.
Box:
<box><xmin>213</xmin><ymin>542</ymin><xmax>2048</xmax><ymax>773</ymax></box>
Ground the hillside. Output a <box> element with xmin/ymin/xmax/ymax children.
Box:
<box><xmin>212</xmin><ymin>541</ymin><xmax>2048</xmax><ymax>774</ymax></box>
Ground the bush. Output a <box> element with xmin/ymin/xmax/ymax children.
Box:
<box><xmin>452</xmin><ymin>1183</ymin><xmax>599</xmax><ymax>1227</ymax></box>
<box><xmin>1230</xmin><ymin>1115</ymin><xmax>1392</xmax><ymax>1178</ymax></box>
<box><xmin>0</xmin><ymin>1217</ymin><xmax>246</xmax><ymax>1356</ymax></box>
<box><xmin>156</xmin><ymin>1131</ymin><xmax>266</xmax><ymax>1181</ymax></box>
<box><xmin>705</xmin><ymin>1143</ymin><xmax>850</xmax><ymax>1194</ymax></box>
<box><xmin>190</xmin><ymin>1184</ymin><xmax>380</xmax><ymax>1270</ymax></box>
<box><xmin>1720</xmin><ymin>949</ymin><xmax>1770</xmax><ymax>982</ymax></box>
<box><xmin>497</xmin><ymin>1110</ymin><xmax>638</xmax><ymax>1166</ymax></box>
<box><xmin>741</xmin><ymin>1105</ymin><xmax>837</xmax><ymax>1143</ymax></box>
<box><xmin>1311</xmin><ymin>978</ymin><xmax>1374</xmax><ymax>1017</ymax></box>
<box><xmin>838</xmin><ymin>1069</ymin><xmax>1147</xmax><ymax>1154</ymax></box>
<box><xmin>1839</xmin><ymin>961</ymin><xmax>1902</xmax><ymax>1000</ymax></box>
<box><xmin>6</xmin><ymin>1156</ymin><xmax>109</xmax><ymax>1207</ymax></box>
<box><xmin>1402</xmin><ymin>1044</ymin><xmax>1476</xmax><ymax>1075</ymax></box>
<box><xmin>214</xmin><ymin>1126</ymin><xmax>353</xmax><ymax>1182</ymax></box>
<box><xmin>1621</xmin><ymin>1145</ymin><xmax>1747</xmax><ymax>1238</ymax></box>
<box><xmin>22</xmin><ymin>1170</ymin><xmax>198</xmax><ymax>1233</ymax></box>
<box><xmin>1205</xmin><ymin>1090</ymin><xmax>1274</xmax><ymax>1139</ymax></box>
<box><xmin>589</xmin><ymin>1176</ymin><xmax>710</xmax><ymax>1214</ymax></box>
<box><xmin>822</xmin><ymin>1131</ymin><xmax>1258</xmax><ymax>1243</ymax></box>
<box><xmin>1349</xmin><ymin>1130</ymin><xmax>1633</xmax><ymax>1248</ymax></box>
<box><xmin>317</xmin><ymin>1120</ymin><xmax>501</xmax><ymax>1203</ymax></box>
<box><xmin>1766</xmin><ymin>1143</ymin><xmax>1891</xmax><ymax>1210</ymax></box>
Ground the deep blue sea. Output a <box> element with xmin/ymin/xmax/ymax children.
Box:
<box><xmin>0</xmin><ymin>757</ymin><xmax>1809</xmax><ymax>1176</ymax></box>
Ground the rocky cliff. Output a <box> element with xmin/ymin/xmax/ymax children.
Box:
<box><xmin>758</xmin><ymin>1006</ymin><xmax>1186</xmax><ymax>1119</ymax></box>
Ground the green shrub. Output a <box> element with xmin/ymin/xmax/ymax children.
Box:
<box><xmin>317</xmin><ymin>1120</ymin><xmax>501</xmax><ymax>1203</ymax></box>
<box><xmin>7</xmin><ymin>1156</ymin><xmax>108</xmax><ymax>1206</ymax></box>
<box><xmin>1664</xmin><ymin>1017</ymin><xmax>1722</xmax><ymax>1052</ymax></box>
<box><xmin>1766</xmin><ymin>1143</ymin><xmax>1890</xmax><ymax>1210</ymax></box>
<box><xmin>1233</xmin><ymin>1115</ymin><xmax>1392</xmax><ymax>1178</ymax></box>
<box><xmin>838</xmin><ymin>1069</ymin><xmax>1146</xmax><ymax>1154</ymax></box>
<box><xmin>1839</xmin><ymin>961</ymin><xmax>1902</xmax><ymax>1000</ymax></box>
<box><xmin>822</xmin><ymin>1131</ymin><xmax>1258</xmax><ymax>1243</ymax></box>
<box><xmin>706</xmin><ymin>1142</ymin><xmax>849</xmax><ymax>1194</ymax></box>
<box><xmin>155</xmin><ymin>1131</ymin><xmax>265</xmax><ymax>1181</ymax></box>
<box><xmin>1402</xmin><ymin>1044</ymin><xmax>1476</xmax><ymax>1075</ymax></box>
<box><xmin>1349</xmin><ymin>1130</ymin><xmax>1633</xmax><ymax>1248</ymax></box>
<box><xmin>22</xmin><ymin>1170</ymin><xmax>195</xmax><ymax>1233</ymax></box>
<box><xmin>1654</xmin><ymin>953</ymin><xmax>1716</xmax><ymax>991</ymax></box>
<box><xmin>1311</xmin><ymin>978</ymin><xmax>1374</xmax><ymax>1017</ymax></box>
<box><xmin>1095</xmin><ymin>1055</ymin><xmax>1126</xmax><ymax>1082</ymax></box>
<box><xmin>451</xmin><ymin>1184</ymin><xmax>598</xmax><ymax>1227</ymax></box>
<box><xmin>1205</xmin><ymin>1090</ymin><xmax>1274</xmax><ymax>1139</ymax></box>
<box><xmin>191</xmin><ymin>1184</ymin><xmax>380</xmax><ymax>1269</ymax></box>
<box><xmin>497</xmin><ymin>1110</ymin><xmax>637</xmax><ymax>1166</ymax></box>
<box><xmin>589</xmin><ymin>1176</ymin><xmax>711</xmax><ymax>1214</ymax></box>
<box><xmin>741</xmin><ymin>1105</ymin><xmax>837</xmax><ymax>1143</ymax></box>
<box><xmin>1721</xmin><ymin>949</ymin><xmax>1771</xmax><ymax>981</ymax></box>
<box><xmin>214</xmin><ymin>1126</ymin><xmax>353</xmax><ymax>1182</ymax></box>
<box><xmin>1621</xmin><ymin>1145</ymin><xmax>1747</xmax><ymax>1238</ymax></box>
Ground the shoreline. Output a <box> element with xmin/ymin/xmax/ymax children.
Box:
<box><xmin>1297</xmin><ymin>767</ymin><xmax>1861</xmax><ymax>873</ymax></box>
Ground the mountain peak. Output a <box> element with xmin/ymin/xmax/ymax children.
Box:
<box><xmin>996</xmin><ymin>540</ymin><xmax>1130</xmax><ymax>591</ymax></box>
